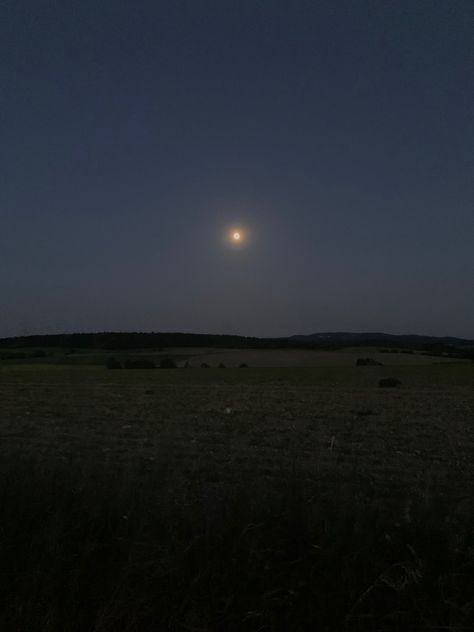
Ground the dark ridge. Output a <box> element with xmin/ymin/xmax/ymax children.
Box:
<box><xmin>0</xmin><ymin>332</ymin><xmax>299</xmax><ymax>351</ymax></box>
<box><xmin>290</xmin><ymin>331</ymin><xmax>474</xmax><ymax>346</ymax></box>
<box><xmin>0</xmin><ymin>331</ymin><xmax>473</xmax><ymax>359</ymax></box>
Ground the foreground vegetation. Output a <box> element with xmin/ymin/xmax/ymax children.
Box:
<box><xmin>0</xmin><ymin>361</ymin><xmax>473</xmax><ymax>630</ymax></box>
<box><xmin>1</xmin><ymin>452</ymin><xmax>473</xmax><ymax>631</ymax></box>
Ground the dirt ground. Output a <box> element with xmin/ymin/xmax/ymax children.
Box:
<box><xmin>177</xmin><ymin>346</ymin><xmax>469</xmax><ymax>367</ymax></box>
<box><xmin>1</xmin><ymin>364</ymin><xmax>473</xmax><ymax>504</ymax></box>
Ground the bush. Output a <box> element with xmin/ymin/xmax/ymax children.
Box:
<box><xmin>160</xmin><ymin>358</ymin><xmax>176</xmax><ymax>369</ymax></box>
<box><xmin>356</xmin><ymin>358</ymin><xmax>383</xmax><ymax>366</ymax></box>
<box><xmin>200</xmin><ymin>363</ymin><xmax>209</xmax><ymax>369</ymax></box>
<box><xmin>379</xmin><ymin>378</ymin><xmax>402</xmax><ymax>388</ymax></box>
<box><xmin>124</xmin><ymin>359</ymin><xmax>156</xmax><ymax>370</ymax></box>
<box><xmin>106</xmin><ymin>357</ymin><xmax>122</xmax><ymax>370</ymax></box>
<box><xmin>239</xmin><ymin>363</ymin><xmax>248</xmax><ymax>368</ymax></box>
<box><xmin>218</xmin><ymin>362</ymin><xmax>226</xmax><ymax>368</ymax></box>
<box><xmin>3</xmin><ymin>351</ymin><xmax>51</xmax><ymax>360</ymax></box>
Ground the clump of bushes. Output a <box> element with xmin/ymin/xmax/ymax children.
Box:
<box><xmin>160</xmin><ymin>358</ymin><xmax>176</xmax><ymax>369</ymax></box>
<box><xmin>2</xmin><ymin>350</ymin><xmax>49</xmax><ymax>360</ymax></box>
<box><xmin>106</xmin><ymin>357</ymin><xmax>122</xmax><ymax>370</ymax></box>
<box><xmin>379</xmin><ymin>378</ymin><xmax>402</xmax><ymax>388</ymax></box>
<box><xmin>356</xmin><ymin>358</ymin><xmax>383</xmax><ymax>366</ymax></box>
<box><xmin>124</xmin><ymin>359</ymin><xmax>156</xmax><ymax>370</ymax></box>
<box><xmin>32</xmin><ymin>350</ymin><xmax>47</xmax><ymax>358</ymax></box>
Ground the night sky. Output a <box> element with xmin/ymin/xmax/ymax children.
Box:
<box><xmin>1</xmin><ymin>0</ymin><xmax>473</xmax><ymax>339</ymax></box>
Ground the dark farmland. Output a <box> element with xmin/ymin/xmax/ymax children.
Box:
<box><xmin>0</xmin><ymin>360</ymin><xmax>473</xmax><ymax>631</ymax></box>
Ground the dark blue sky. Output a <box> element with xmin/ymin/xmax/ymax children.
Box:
<box><xmin>1</xmin><ymin>0</ymin><xmax>473</xmax><ymax>338</ymax></box>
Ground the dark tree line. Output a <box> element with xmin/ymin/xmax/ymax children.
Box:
<box><xmin>0</xmin><ymin>331</ymin><xmax>472</xmax><ymax>360</ymax></box>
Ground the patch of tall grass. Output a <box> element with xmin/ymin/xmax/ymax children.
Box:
<box><xmin>0</xmin><ymin>451</ymin><xmax>472</xmax><ymax>631</ymax></box>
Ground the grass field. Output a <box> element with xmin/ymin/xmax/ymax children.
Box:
<box><xmin>0</xmin><ymin>345</ymin><xmax>469</xmax><ymax>368</ymax></box>
<box><xmin>0</xmin><ymin>354</ymin><xmax>473</xmax><ymax>630</ymax></box>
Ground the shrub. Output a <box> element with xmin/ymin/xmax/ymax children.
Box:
<box><xmin>106</xmin><ymin>357</ymin><xmax>122</xmax><ymax>370</ymax></box>
<box><xmin>218</xmin><ymin>362</ymin><xmax>226</xmax><ymax>368</ymax></box>
<box><xmin>160</xmin><ymin>358</ymin><xmax>176</xmax><ymax>369</ymax></box>
<box><xmin>379</xmin><ymin>378</ymin><xmax>402</xmax><ymax>388</ymax></box>
<box><xmin>124</xmin><ymin>359</ymin><xmax>156</xmax><ymax>370</ymax></box>
<box><xmin>200</xmin><ymin>363</ymin><xmax>209</xmax><ymax>369</ymax></box>
<box><xmin>239</xmin><ymin>363</ymin><xmax>248</xmax><ymax>368</ymax></box>
<box><xmin>356</xmin><ymin>358</ymin><xmax>383</xmax><ymax>366</ymax></box>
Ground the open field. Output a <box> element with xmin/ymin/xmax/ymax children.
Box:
<box><xmin>0</xmin><ymin>358</ymin><xmax>473</xmax><ymax>630</ymax></box>
<box><xmin>179</xmin><ymin>347</ymin><xmax>470</xmax><ymax>367</ymax></box>
<box><xmin>0</xmin><ymin>345</ymin><xmax>470</xmax><ymax>368</ymax></box>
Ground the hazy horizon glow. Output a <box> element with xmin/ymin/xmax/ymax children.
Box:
<box><xmin>1</xmin><ymin>1</ymin><xmax>473</xmax><ymax>339</ymax></box>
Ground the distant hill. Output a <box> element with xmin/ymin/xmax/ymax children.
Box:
<box><xmin>290</xmin><ymin>332</ymin><xmax>474</xmax><ymax>347</ymax></box>
<box><xmin>0</xmin><ymin>331</ymin><xmax>473</xmax><ymax>359</ymax></box>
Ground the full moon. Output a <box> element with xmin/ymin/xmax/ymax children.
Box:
<box><xmin>227</xmin><ymin>227</ymin><xmax>246</xmax><ymax>246</ymax></box>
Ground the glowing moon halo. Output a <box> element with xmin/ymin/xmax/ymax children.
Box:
<box><xmin>227</xmin><ymin>227</ymin><xmax>246</xmax><ymax>246</ymax></box>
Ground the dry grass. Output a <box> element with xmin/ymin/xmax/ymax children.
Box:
<box><xmin>1</xmin><ymin>365</ymin><xmax>473</xmax><ymax>483</ymax></box>
<box><xmin>175</xmin><ymin>347</ymin><xmax>469</xmax><ymax>367</ymax></box>
<box><xmin>0</xmin><ymin>363</ymin><xmax>473</xmax><ymax>630</ymax></box>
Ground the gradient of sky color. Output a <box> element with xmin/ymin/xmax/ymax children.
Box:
<box><xmin>1</xmin><ymin>0</ymin><xmax>473</xmax><ymax>338</ymax></box>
